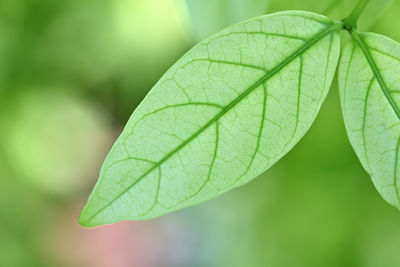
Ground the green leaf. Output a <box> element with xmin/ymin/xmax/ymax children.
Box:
<box><xmin>79</xmin><ymin>11</ymin><xmax>342</xmax><ymax>227</ymax></box>
<box><xmin>181</xmin><ymin>0</ymin><xmax>270</xmax><ymax>41</ymax></box>
<box><xmin>339</xmin><ymin>30</ymin><xmax>400</xmax><ymax>209</ymax></box>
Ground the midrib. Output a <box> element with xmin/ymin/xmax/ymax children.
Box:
<box><xmin>83</xmin><ymin>21</ymin><xmax>341</xmax><ymax>224</ymax></box>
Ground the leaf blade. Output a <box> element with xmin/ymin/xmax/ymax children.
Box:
<box><xmin>80</xmin><ymin>11</ymin><xmax>341</xmax><ymax>227</ymax></box>
<box><xmin>339</xmin><ymin>30</ymin><xmax>400</xmax><ymax>209</ymax></box>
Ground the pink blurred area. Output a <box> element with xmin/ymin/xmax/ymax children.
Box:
<box><xmin>44</xmin><ymin>203</ymin><xmax>195</xmax><ymax>267</ymax></box>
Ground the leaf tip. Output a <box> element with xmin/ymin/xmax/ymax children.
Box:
<box><xmin>78</xmin><ymin>205</ymin><xmax>97</xmax><ymax>228</ymax></box>
<box><xmin>78</xmin><ymin>211</ymin><xmax>90</xmax><ymax>228</ymax></box>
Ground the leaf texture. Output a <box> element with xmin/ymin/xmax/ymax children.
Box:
<box><xmin>79</xmin><ymin>11</ymin><xmax>341</xmax><ymax>227</ymax></box>
<box><xmin>339</xmin><ymin>30</ymin><xmax>400</xmax><ymax>209</ymax></box>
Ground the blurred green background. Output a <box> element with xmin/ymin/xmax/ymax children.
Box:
<box><xmin>1</xmin><ymin>0</ymin><xmax>400</xmax><ymax>266</ymax></box>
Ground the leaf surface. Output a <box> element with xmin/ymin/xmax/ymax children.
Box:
<box><xmin>339</xmin><ymin>30</ymin><xmax>400</xmax><ymax>209</ymax></box>
<box><xmin>80</xmin><ymin>11</ymin><xmax>341</xmax><ymax>227</ymax></box>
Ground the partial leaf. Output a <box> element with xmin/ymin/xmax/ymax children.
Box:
<box><xmin>267</xmin><ymin>0</ymin><xmax>393</xmax><ymax>31</ymax></box>
<box><xmin>80</xmin><ymin>11</ymin><xmax>342</xmax><ymax>227</ymax></box>
<box><xmin>339</xmin><ymin>30</ymin><xmax>400</xmax><ymax>209</ymax></box>
<box><xmin>181</xmin><ymin>0</ymin><xmax>270</xmax><ymax>41</ymax></box>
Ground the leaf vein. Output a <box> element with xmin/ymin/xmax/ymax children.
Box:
<box><xmin>394</xmin><ymin>137</ymin><xmax>400</xmax><ymax>203</ymax></box>
<box><xmin>232</xmin><ymin>82</ymin><xmax>268</xmax><ymax>186</ymax></box>
<box><xmin>183</xmin><ymin>58</ymin><xmax>268</xmax><ymax>72</ymax></box>
<box><xmin>361</xmin><ymin>77</ymin><xmax>376</xmax><ymax>173</ymax></box>
<box><xmin>129</xmin><ymin>102</ymin><xmax>224</xmax><ymax>134</ymax></box>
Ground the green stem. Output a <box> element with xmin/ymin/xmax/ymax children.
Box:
<box><xmin>342</xmin><ymin>0</ymin><xmax>370</xmax><ymax>30</ymax></box>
